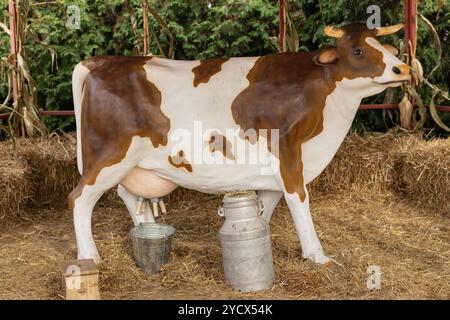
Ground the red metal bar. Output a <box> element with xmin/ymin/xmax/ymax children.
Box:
<box><xmin>279</xmin><ymin>0</ymin><xmax>286</xmax><ymax>52</ymax></box>
<box><xmin>404</xmin><ymin>0</ymin><xmax>417</xmax><ymax>91</ymax></box>
<box><xmin>435</xmin><ymin>106</ymin><xmax>450</xmax><ymax>113</ymax></box>
<box><xmin>360</xmin><ymin>104</ymin><xmax>450</xmax><ymax>112</ymax></box>
<box><xmin>8</xmin><ymin>0</ymin><xmax>18</xmax><ymax>104</ymax></box>
<box><xmin>404</xmin><ymin>0</ymin><xmax>417</xmax><ymax>60</ymax></box>
<box><xmin>404</xmin><ymin>0</ymin><xmax>410</xmax><ymax>60</ymax></box>
<box><xmin>359</xmin><ymin>104</ymin><xmax>399</xmax><ymax>110</ymax></box>
<box><xmin>39</xmin><ymin>110</ymin><xmax>76</xmax><ymax>116</ymax></box>
<box><xmin>0</xmin><ymin>110</ymin><xmax>76</xmax><ymax>120</ymax></box>
<box><xmin>2</xmin><ymin>105</ymin><xmax>450</xmax><ymax>121</ymax></box>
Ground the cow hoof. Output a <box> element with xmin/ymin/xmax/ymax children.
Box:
<box><xmin>78</xmin><ymin>253</ymin><xmax>101</xmax><ymax>266</ymax></box>
<box><xmin>303</xmin><ymin>252</ymin><xmax>331</xmax><ymax>265</ymax></box>
<box><xmin>303</xmin><ymin>253</ymin><xmax>342</xmax><ymax>272</ymax></box>
<box><xmin>92</xmin><ymin>256</ymin><xmax>101</xmax><ymax>266</ymax></box>
<box><xmin>323</xmin><ymin>260</ymin><xmax>342</xmax><ymax>273</ymax></box>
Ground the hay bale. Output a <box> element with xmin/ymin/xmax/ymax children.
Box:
<box><xmin>15</xmin><ymin>135</ymin><xmax>118</xmax><ymax>209</ymax></box>
<box><xmin>1</xmin><ymin>131</ymin><xmax>450</xmax><ymax>219</ymax></box>
<box><xmin>396</xmin><ymin>136</ymin><xmax>450</xmax><ymax>215</ymax></box>
<box><xmin>0</xmin><ymin>146</ymin><xmax>32</xmax><ymax>221</ymax></box>
<box><xmin>16</xmin><ymin>137</ymin><xmax>79</xmax><ymax>208</ymax></box>
<box><xmin>1</xmin><ymin>135</ymin><xmax>206</xmax><ymax>211</ymax></box>
<box><xmin>310</xmin><ymin>133</ymin><xmax>400</xmax><ymax>194</ymax></box>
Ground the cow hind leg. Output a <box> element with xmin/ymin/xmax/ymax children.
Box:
<box><xmin>257</xmin><ymin>190</ymin><xmax>282</xmax><ymax>223</ymax></box>
<box><xmin>117</xmin><ymin>184</ymin><xmax>155</xmax><ymax>225</ymax></box>
<box><xmin>69</xmin><ymin>160</ymin><xmax>139</xmax><ymax>264</ymax></box>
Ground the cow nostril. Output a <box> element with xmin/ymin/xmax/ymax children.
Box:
<box><xmin>392</xmin><ymin>66</ymin><xmax>402</xmax><ymax>75</ymax></box>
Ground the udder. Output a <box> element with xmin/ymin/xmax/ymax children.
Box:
<box><xmin>120</xmin><ymin>167</ymin><xmax>178</xmax><ymax>198</ymax></box>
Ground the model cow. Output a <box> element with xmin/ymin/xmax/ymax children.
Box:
<box><xmin>69</xmin><ymin>23</ymin><xmax>410</xmax><ymax>271</ymax></box>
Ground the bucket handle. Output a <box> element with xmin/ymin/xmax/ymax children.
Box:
<box><xmin>217</xmin><ymin>200</ymin><xmax>264</xmax><ymax>217</ymax></box>
<box><xmin>257</xmin><ymin>199</ymin><xmax>264</xmax><ymax>216</ymax></box>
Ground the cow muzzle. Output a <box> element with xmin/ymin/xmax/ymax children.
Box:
<box><xmin>374</xmin><ymin>64</ymin><xmax>411</xmax><ymax>86</ymax></box>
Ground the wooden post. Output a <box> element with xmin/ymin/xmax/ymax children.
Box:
<box><xmin>279</xmin><ymin>0</ymin><xmax>286</xmax><ymax>52</ymax></box>
<box><xmin>8</xmin><ymin>0</ymin><xmax>18</xmax><ymax>105</ymax></box>
<box><xmin>61</xmin><ymin>259</ymin><xmax>100</xmax><ymax>300</ymax></box>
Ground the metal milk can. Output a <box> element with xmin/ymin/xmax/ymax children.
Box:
<box><xmin>218</xmin><ymin>191</ymin><xmax>275</xmax><ymax>293</ymax></box>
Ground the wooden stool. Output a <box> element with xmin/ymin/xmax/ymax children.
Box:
<box><xmin>61</xmin><ymin>259</ymin><xmax>100</xmax><ymax>300</ymax></box>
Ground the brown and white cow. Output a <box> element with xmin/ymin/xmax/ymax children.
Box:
<box><xmin>69</xmin><ymin>23</ymin><xmax>410</xmax><ymax>270</ymax></box>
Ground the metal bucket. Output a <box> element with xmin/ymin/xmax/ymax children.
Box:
<box><xmin>130</xmin><ymin>223</ymin><xmax>176</xmax><ymax>275</ymax></box>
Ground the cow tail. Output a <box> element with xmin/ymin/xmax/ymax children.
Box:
<box><xmin>72</xmin><ymin>62</ymin><xmax>90</xmax><ymax>175</ymax></box>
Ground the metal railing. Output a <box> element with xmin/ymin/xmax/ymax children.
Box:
<box><xmin>2</xmin><ymin>104</ymin><xmax>450</xmax><ymax>121</ymax></box>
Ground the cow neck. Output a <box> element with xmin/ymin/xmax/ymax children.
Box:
<box><xmin>231</xmin><ymin>52</ymin><xmax>349</xmax><ymax>201</ymax></box>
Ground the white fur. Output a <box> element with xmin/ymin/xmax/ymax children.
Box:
<box><xmin>302</xmin><ymin>78</ymin><xmax>364</xmax><ymax>183</ymax></box>
<box><xmin>73</xmin><ymin>136</ymin><xmax>147</xmax><ymax>263</ymax></box>
<box><xmin>258</xmin><ymin>190</ymin><xmax>283</xmax><ymax>222</ymax></box>
<box><xmin>72</xmin><ymin>63</ymin><xmax>90</xmax><ymax>174</ymax></box>
<box><xmin>284</xmin><ymin>190</ymin><xmax>329</xmax><ymax>263</ymax></box>
<box><xmin>366</xmin><ymin>37</ymin><xmax>411</xmax><ymax>86</ymax></box>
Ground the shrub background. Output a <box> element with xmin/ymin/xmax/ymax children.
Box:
<box><xmin>0</xmin><ymin>0</ymin><xmax>449</xmax><ymax>134</ymax></box>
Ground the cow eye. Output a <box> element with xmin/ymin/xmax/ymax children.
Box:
<box><xmin>353</xmin><ymin>49</ymin><xmax>364</xmax><ymax>56</ymax></box>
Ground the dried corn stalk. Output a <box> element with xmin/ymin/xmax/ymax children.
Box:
<box><xmin>399</xmin><ymin>94</ymin><xmax>414</xmax><ymax>130</ymax></box>
<box><xmin>284</xmin><ymin>1</ymin><xmax>299</xmax><ymax>52</ymax></box>
<box><xmin>401</xmin><ymin>10</ymin><xmax>450</xmax><ymax>132</ymax></box>
<box><xmin>0</xmin><ymin>0</ymin><xmax>47</xmax><ymax>138</ymax></box>
<box><xmin>277</xmin><ymin>0</ymin><xmax>299</xmax><ymax>53</ymax></box>
<box><xmin>126</xmin><ymin>0</ymin><xmax>175</xmax><ymax>58</ymax></box>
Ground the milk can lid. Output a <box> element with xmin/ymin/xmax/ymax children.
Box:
<box><xmin>223</xmin><ymin>191</ymin><xmax>257</xmax><ymax>207</ymax></box>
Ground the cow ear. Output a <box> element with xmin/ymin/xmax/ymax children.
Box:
<box><xmin>315</xmin><ymin>46</ymin><xmax>339</xmax><ymax>65</ymax></box>
<box><xmin>382</xmin><ymin>43</ymin><xmax>399</xmax><ymax>56</ymax></box>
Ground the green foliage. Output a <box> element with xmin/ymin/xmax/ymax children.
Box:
<box><xmin>160</xmin><ymin>0</ymin><xmax>278</xmax><ymax>59</ymax></box>
<box><xmin>0</xmin><ymin>0</ymin><xmax>449</xmax><ymax>135</ymax></box>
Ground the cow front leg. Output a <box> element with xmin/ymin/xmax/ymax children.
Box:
<box><xmin>257</xmin><ymin>190</ymin><xmax>282</xmax><ymax>223</ymax></box>
<box><xmin>117</xmin><ymin>184</ymin><xmax>155</xmax><ymax>225</ymax></box>
<box><xmin>284</xmin><ymin>188</ymin><xmax>341</xmax><ymax>271</ymax></box>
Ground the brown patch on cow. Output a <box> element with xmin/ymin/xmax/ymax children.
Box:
<box><xmin>231</xmin><ymin>24</ymin><xmax>385</xmax><ymax>201</ymax></box>
<box><xmin>192</xmin><ymin>58</ymin><xmax>229</xmax><ymax>87</ymax></box>
<box><xmin>68</xmin><ymin>178</ymin><xmax>85</xmax><ymax>211</ymax></box>
<box><xmin>168</xmin><ymin>150</ymin><xmax>193</xmax><ymax>172</ymax></box>
<box><xmin>209</xmin><ymin>131</ymin><xmax>235</xmax><ymax>160</ymax></box>
<box><xmin>69</xmin><ymin>56</ymin><xmax>171</xmax><ymax>209</ymax></box>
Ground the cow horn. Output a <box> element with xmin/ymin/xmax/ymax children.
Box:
<box><xmin>324</xmin><ymin>25</ymin><xmax>344</xmax><ymax>38</ymax></box>
<box><xmin>375</xmin><ymin>23</ymin><xmax>404</xmax><ymax>37</ymax></box>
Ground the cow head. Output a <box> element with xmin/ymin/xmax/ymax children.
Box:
<box><xmin>316</xmin><ymin>23</ymin><xmax>410</xmax><ymax>96</ymax></box>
